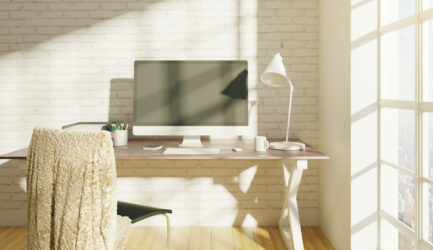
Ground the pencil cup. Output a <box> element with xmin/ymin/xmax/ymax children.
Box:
<box><xmin>112</xmin><ymin>130</ymin><xmax>128</xmax><ymax>147</ymax></box>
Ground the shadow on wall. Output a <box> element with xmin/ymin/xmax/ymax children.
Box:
<box><xmin>115</xmin><ymin>158</ymin><xmax>286</xmax><ymax>249</ymax></box>
<box><xmin>0</xmin><ymin>159</ymin><xmax>27</xmax><ymax>226</ymax></box>
<box><xmin>116</xmin><ymin>159</ymin><xmax>285</xmax><ymax>226</ymax></box>
<box><xmin>1</xmin><ymin>1</ymin><xmax>157</xmax><ymax>58</ymax></box>
<box><xmin>109</xmin><ymin>78</ymin><xmax>134</xmax><ymax>125</ymax></box>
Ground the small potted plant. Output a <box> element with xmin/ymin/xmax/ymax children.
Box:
<box><xmin>110</xmin><ymin>122</ymin><xmax>128</xmax><ymax>147</ymax></box>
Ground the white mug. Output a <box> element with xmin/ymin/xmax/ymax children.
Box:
<box><xmin>255</xmin><ymin>136</ymin><xmax>269</xmax><ymax>152</ymax></box>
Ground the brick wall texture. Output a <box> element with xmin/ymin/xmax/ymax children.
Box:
<box><xmin>0</xmin><ymin>0</ymin><xmax>319</xmax><ymax>226</ymax></box>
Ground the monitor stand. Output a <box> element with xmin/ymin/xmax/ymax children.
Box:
<box><xmin>179</xmin><ymin>135</ymin><xmax>203</xmax><ymax>148</ymax></box>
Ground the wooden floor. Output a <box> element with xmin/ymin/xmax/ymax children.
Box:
<box><xmin>0</xmin><ymin>226</ymin><xmax>333</xmax><ymax>250</ymax></box>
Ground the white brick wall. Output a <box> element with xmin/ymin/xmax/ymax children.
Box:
<box><xmin>0</xmin><ymin>158</ymin><xmax>319</xmax><ymax>226</ymax></box>
<box><xmin>0</xmin><ymin>0</ymin><xmax>319</xmax><ymax>226</ymax></box>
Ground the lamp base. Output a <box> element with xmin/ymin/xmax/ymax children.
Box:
<box><xmin>269</xmin><ymin>141</ymin><xmax>305</xmax><ymax>151</ymax></box>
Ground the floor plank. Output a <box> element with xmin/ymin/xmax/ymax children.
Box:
<box><xmin>125</xmin><ymin>226</ymin><xmax>166</xmax><ymax>250</ymax></box>
<box><xmin>188</xmin><ymin>227</ymin><xmax>211</xmax><ymax>250</ymax></box>
<box><xmin>211</xmin><ymin>227</ymin><xmax>234</xmax><ymax>250</ymax></box>
<box><xmin>169</xmin><ymin>227</ymin><xmax>190</xmax><ymax>250</ymax></box>
<box><xmin>0</xmin><ymin>227</ymin><xmax>27</xmax><ymax>250</ymax></box>
<box><xmin>233</xmin><ymin>227</ymin><xmax>258</xmax><ymax>250</ymax></box>
<box><xmin>302</xmin><ymin>227</ymin><xmax>334</xmax><ymax>250</ymax></box>
<box><xmin>0</xmin><ymin>226</ymin><xmax>334</xmax><ymax>250</ymax></box>
<box><xmin>252</xmin><ymin>227</ymin><xmax>280</xmax><ymax>250</ymax></box>
<box><xmin>267</xmin><ymin>227</ymin><xmax>287</xmax><ymax>250</ymax></box>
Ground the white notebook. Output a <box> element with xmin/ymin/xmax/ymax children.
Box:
<box><xmin>163</xmin><ymin>148</ymin><xmax>220</xmax><ymax>155</ymax></box>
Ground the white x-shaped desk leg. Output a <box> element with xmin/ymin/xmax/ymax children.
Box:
<box><xmin>279</xmin><ymin>159</ymin><xmax>308</xmax><ymax>250</ymax></box>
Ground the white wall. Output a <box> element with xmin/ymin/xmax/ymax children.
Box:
<box><xmin>0</xmin><ymin>0</ymin><xmax>320</xmax><ymax>226</ymax></box>
<box><xmin>350</xmin><ymin>0</ymin><xmax>379</xmax><ymax>249</ymax></box>
<box><xmin>319</xmin><ymin>0</ymin><xmax>351</xmax><ymax>249</ymax></box>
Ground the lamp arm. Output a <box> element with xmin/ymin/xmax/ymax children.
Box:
<box><xmin>286</xmin><ymin>84</ymin><xmax>294</xmax><ymax>143</ymax></box>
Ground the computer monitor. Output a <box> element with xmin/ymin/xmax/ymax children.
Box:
<box><xmin>133</xmin><ymin>60</ymin><xmax>250</xmax><ymax>147</ymax></box>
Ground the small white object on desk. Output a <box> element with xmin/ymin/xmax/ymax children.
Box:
<box><xmin>143</xmin><ymin>145</ymin><xmax>163</xmax><ymax>151</ymax></box>
<box><xmin>232</xmin><ymin>147</ymin><xmax>243</xmax><ymax>152</ymax></box>
<box><xmin>255</xmin><ymin>136</ymin><xmax>269</xmax><ymax>152</ymax></box>
<box><xmin>163</xmin><ymin>148</ymin><xmax>220</xmax><ymax>155</ymax></box>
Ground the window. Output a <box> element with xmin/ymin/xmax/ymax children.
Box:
<box><xmin>381</xmin><ymin>0</ymin><xmax>415</xmax><ymax>26</ymax></box>
<box><xmin>381</xmin><ymin>26</ymin><xmax>415</xmax><ymax>101</ymax></box>
<box><xmin>378</xmin><ymin>0</ymin><xmax>433</xmax><ymax>249</ymax></box>
<box><xmin>423</xmin><ymin>183</ymin><xmax>433</xmax><ymax>244</ymax></box>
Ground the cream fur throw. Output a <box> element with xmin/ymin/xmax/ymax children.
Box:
<box><xmin>27</xmin><ymin>128</ymin><xmax>131</xmax><ymax>250</ymax></box>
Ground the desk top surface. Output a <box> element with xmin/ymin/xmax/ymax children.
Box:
<box><xmin>0</xmin><ymin>139</ymin><xmax>329</xmax><ymax>160</ymax></box>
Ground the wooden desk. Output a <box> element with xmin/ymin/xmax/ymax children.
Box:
<box><xmin>0</xmin><ymin>139</ymin><xmax>327</xmax><ymax>160</ymax></box>
<box><xmin>0</xmin><ymin>138</ymin><xmax>328</xmax><ymax>250</ymax></box>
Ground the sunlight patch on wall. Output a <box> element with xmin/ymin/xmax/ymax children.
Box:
<box><xmin>351</xmin><ymin>0</ymin><xmax>379</xmax><ymax>248</ymax></box>
<box><xmin>0</xmin><ymin>0</ymin><xmax>258</xmax><ymax>151</ymax></box>
<box><xmin>239</xmin><ymin>165</ymin><xmax>258</xmax><ymax>193</ymax></box>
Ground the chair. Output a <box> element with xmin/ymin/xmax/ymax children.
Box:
<box><xmin>27</xmin><ymin>128</ymin><xmax>172</xmax><ymax>249</ymax></box>
<box><xmin>117</xmin><ymin>201</ymin><xmax>172</xmax><ymax>249</ymax></box>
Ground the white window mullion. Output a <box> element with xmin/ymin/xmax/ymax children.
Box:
<box><xmin>378</xmin><ymin>0</ymin><xmax>424</xmax><ymax>247</ymax></box>
<box><xmin>419</xmin><ymin>102</ymin><xmax>433</xmax><ymax>112</ymax></box>
<box><xmin>380</xmin><ymin>99</ymin><xmax>417</xmax><ymax>110</ymax></box>
<box><xmin>381</xmin><ymin>160</ymin><xmax>416</xmax><ymax>177</ymax></box>
<box><xmin>422</xmin><ymin>176</ymin><xmax>433</xmax><ymax>186</ymax></box>
<box><xmin>380</xmin><ymin>210</ymin><xmax>417</xmax><ymax>239</ymax></box>
<box><xmin>420</xmin><ymin>239</ymin><xmax>433</xmax><ymax>250</ymax></box>
<box><xmin>421</xmin><ymin>8</ymin><xmax>433</xmax><ymax>21</ymax></box>
<box><xmin>380</xmin><ymin>15</ymin><xmax>418</xmax><ymax>35</ymax></box>
<box><xmin>377</xmin><ymin>0</ymin><xmax>382</xmax><ymax>248</ymax></box>
<box><xmin>416</xmin><ymin>0</ymin><xmax>423</xmax><ymax>246</ymax></box>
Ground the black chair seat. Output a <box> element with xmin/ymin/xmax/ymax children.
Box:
<box><xmin>117</xmin><ymin>201</ymin><xmax>172</xmax><ymax>224</ymax></box>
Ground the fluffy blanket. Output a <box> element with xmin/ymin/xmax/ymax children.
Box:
<box><xmin>27</xmin><ymin>128</ymin><xmax>131</xmax><ymax>249</ymax></box>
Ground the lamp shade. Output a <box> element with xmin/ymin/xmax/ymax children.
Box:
<box><xmin>260</xmin><ymin>53</ymin><xmax>290</xmax><ymax>87</ymax></box>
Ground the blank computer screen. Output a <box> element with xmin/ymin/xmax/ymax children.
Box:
<box><xmin>134</xmin><ymin>61</ymin><xmax>248</xmax><ymax>126</ymax></box>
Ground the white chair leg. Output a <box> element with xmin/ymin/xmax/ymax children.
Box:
<box><xmin>163</xmin><ymin>214</ymin><xmax>170</xmax><ymax>250</ymax></box>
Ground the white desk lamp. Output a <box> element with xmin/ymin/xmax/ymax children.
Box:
<box><xmin>261</xmin><ymin>53</ymin><xmax>306</xmax><ymax>151</ymax></box>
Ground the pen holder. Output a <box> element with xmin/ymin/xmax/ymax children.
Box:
<box><xmin>111</xmin><ymin>130</ymin><xmax>128</xmax><ymax>147</ymax></box>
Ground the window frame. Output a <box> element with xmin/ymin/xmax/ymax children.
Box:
<box><xmin>377</xmin><ymin>0</ymin><xmax>433</xmax><ymax>248</ymax></box>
